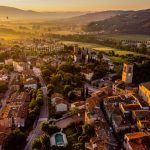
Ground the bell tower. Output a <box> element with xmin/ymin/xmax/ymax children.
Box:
<box><xmin>122</xmin><ymin>63</ymin><xmax>134</xmax><ymax>84</ymax></box>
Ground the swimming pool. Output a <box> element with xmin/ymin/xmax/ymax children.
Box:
<box><xmin>55</xmin><ymin>133</ymin><xmax>64</xmax><ymax>146</ymax></box>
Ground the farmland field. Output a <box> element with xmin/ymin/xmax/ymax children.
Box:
<box><xmin>62</xmin><ymin>40</ymin><xmax>150</xmax><ymax>63</ymax></box>
<box><xmin>100</xmin><ymin>34</ymin><xmax>150</xmax><ymax>41</ymax></box>
<box><xmin>62</xmin><ymin>40</ymin><xmax>149</xmax><ymax>56</ymax></box>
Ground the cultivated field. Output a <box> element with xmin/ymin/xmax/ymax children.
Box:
<box><xmin>62</xmin><ymin>40</ymin><xmax>141</xmax><ymax>55</ymax></box>
<box><xmin>100</xmin><ymin>34</ymin><xmax>150</xmax><ymax>41</ymax></box>
<box><xmin>62</xmin><ymin>40</ymin><xmax>150</xmax><ymax>63</ymax></box>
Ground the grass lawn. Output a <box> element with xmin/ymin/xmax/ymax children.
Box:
<box><xmin>109</xmin><ymin>56</ymin><xmax>125</xmax><ymax>63</ymax></box>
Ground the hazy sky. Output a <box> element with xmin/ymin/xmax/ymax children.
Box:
<box><xmin>0</xmin><ymin>0</ymin><xmax>149</xmax><ymax>11</ymax></box>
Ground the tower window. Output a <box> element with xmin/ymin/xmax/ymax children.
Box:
<box><xmin>128</xmin><ymin>67</ymin><xmax>132</xmax><ymax>73</ymax></box>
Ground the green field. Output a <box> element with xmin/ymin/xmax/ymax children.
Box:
<box><xmin>109</xmin><ymin>57</ymin><xmax>125</xmax><ymax>63</ymax></box>
<box><xmin>62</xmin><ymin>40</ymin><xmax>148</xmax><ymax>55</ymax></box>
<box><xmin>100</xmin><ymin>34</ymin><xmax>150</xmax><ymax>41</ymax></box>
<box><xmin>62</xmin><ymin>40</ymin><xmax>150</xmax><ymax>63</ymax></box>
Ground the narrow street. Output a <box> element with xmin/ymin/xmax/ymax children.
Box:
<box><xmin>24</xmin><ymin>69</ymin><xmax>49</xmax><ymax>150</ymax></box>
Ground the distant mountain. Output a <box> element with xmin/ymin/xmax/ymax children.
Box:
<box><xmin>61</xmin><ymin>10</ymin><xmax>131</xmax><ymax>24</ymax></box>
<box><xmin>0</xmin><ymin>6</ymin><xmax>87</xmax><ymax>20</ymax></box>
<box><xmin>85</xmin><ymin>9</ymin><xmax>150</xmax><ymax>34</ymax></box>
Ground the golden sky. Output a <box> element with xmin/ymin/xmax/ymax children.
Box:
<box><xmin>0</xmin><ymin>0</ymin><xmax>149</xmax><ymax>11</ymax></box>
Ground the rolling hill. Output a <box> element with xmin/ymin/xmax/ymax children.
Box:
<box><xmin>61</xmin><ymin>10</ymin><xmax>131</xmax><ymax>24</ymax></box>
<box><xmin>85</xmin><ymin>9</ymin><xmax>150</xmax><ymax>34</ymax></box>
<box><xmin>0</xmin><ymin>6</ymin><xmax>87</xmax><ymax>20</ymax></box>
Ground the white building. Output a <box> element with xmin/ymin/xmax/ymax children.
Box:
<box><xmin>51</xmin><ymin>93</ymin><xmax>68</xmax><ymax>113</ymax></box>
<box><xmin>23</xmin><ymin>77</ymin><xmax>37</xmax><ymax>89</ymax></box>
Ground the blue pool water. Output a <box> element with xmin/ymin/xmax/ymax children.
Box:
<box><xmin>55</xmin><ymin>133</ymin><xmax>64</xmax><ymax>146</ymax></box>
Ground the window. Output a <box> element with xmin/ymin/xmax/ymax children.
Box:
<box><xmin>128</xmin><ymin>67</ymin><xmax>132</xmax><ymax>73</ymax></box>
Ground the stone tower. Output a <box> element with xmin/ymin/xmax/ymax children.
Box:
<box><xmin>122</xmin><ymin>63</ymin><xmax>134</xmax><ymax>84</ymax></box>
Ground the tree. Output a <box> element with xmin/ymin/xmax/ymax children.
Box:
<box><xmin>63</xmin><ymin>73</ymin><xmax>73</xmax><ymax>84</ymax></box>
<box><xmin>92</xmin><ymin>64</ymin><xmax>108</xmax><ymax>80</ymax></box>
<box><xmin>31</xmin><ymin>90</ymin><xmax>37</xmax><ymax>98</ymax></box>
<box><xmin>41</xmin><ymin>69</ymin><xmax>52</xmax><ymax>77</ymax></box>
<box><xmin>139</xmin><ymin>43</ymin><xmax>147</xmax><ymax>54</ymax></box>
<box><xmin>29</xmin><ymin>99</ymin><xmax>37</xmax><ymax>109</ymax></box>
<box><xmin>47</xmin><ymin>83</ymin><xmax>54</xmax><ymax>91</ymax></box>
<box><xmin>97</xmin><ymin>52</ymin><xmax>103</xmax><ymax>62</ymax></box>
<box><xmin>40</xmin><ymin>122</ymin><xmax>50</xmax><ymax>133</ymax></box>
<box><xmin>68</xmin><ymin>91</ymin><xmax>76</xmax><ymax>100</ymax></box>
<box><xmin>32</xmin><ymin>138</ymin><xmax>42</xmax><ymax>150</ymax></box>
<box><xmin>70</xmin><ymin>107</ymin><xmax>79</xmax><ymax>115</ymax></box>
<box><xmin>33</xmin><ymin>106</ymin><xmax>40</xmax><ymax>115</ymax></box>
<box><xmin>50</xmin><ymin>74</ymin><xmax>62</xmax><ymax>85</ymax></box>
<box><xmin>36</xmin><ymin>96</ymin><xmax>43</xmax><ymax>107</ymax></box>
<box><xmin>80</xmin><ymin>88</ymin><xmax>85</xmax><ymax>98</ymax></box>
<box><xmin>82</xmin><ymin>124</ymin><xmax>95</xmax><ymax>137</ymax></box>
<box><xmin>85</xmin><ymin>87</ymin><xmax>89</xmax><ymax>97</ymax></box>
<box><xmin>78</xmin><ymin>135</ymin><xmax>89</xmax><ymax>143</ymax></box>
<box><xmin>4</xmin><ymin>129</ymin><xmax>26</xmax><ymax>150</ymax></box>
<box><xmin>72</xmin><ymin>143</ymin><xmax>84</xmax><ymax>150</ymax></box>
<box><xmin>48</xmin><ymin>125</ymin><xmax>60</xmax><ymax>136</ymax></box>
<box><xmin>63</xmin><ymin>84</ymin><xmax>72</xmax><ymax>94</ymax></box>
<box><xmin>40</xmin><ymin>134</ymin><xmax>50</xmax><ymax>150</ymax></box>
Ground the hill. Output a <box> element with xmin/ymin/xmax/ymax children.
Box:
<box><xmin>0</xmin><ymin>6</ymin><xmax>86</xmax><ymax>20</ymax></box>
<box><xmin>85</xmin><ymin>9</ymin><xmax>150</xmax><ymax>34</ymax></box>
<box><xmin>61</xmin><ymin>10</ymin><xmax>131</xmax><ymax>24</ymax></box>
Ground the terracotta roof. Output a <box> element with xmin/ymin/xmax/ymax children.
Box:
<box><xmin>51</xmin><ymin>93</ymin><xmax>63</xmax><ymax>99</ymax></box>
<box><xmin>71</xmin><ymin>101</ymin><xmax>85</xmax><ymax>107</ymax></box>
<box><xmin>0</xmin><ymin>125</ymin><xmax>10</xmax><ymax>133</ymax></box>
<box><xmin>7</xmin><ymin>92</ymin><xmax>30</xmax><ymax>104</ymax></box>
<box><xmin>0</xmin><ymin>132</ymin><xmax>7</xmax><ymax>145</ymax></box>
<box><xmin>126</xmin><ymin>132</ymin><xmax>148</xmax><ymax>140</ymax></box>
<box><xmin>132</xmin><ymin>94</ymin><xmax>149</xmax><ymax>108</ymax></box>
<box><xmin>133</xmin><ymin>110</ymin><xmax>150</xmax><ymax>120</ymax></box>
<box><xmin>140</xmin><ymin>82</ymin><xmax>150</xmax><ymax>91</ymax></box>
<box><xmin>104</xmin><ymin>94</ymin><xmax>136</xmax><ymax>105</ymax></box>
<box><xmin>86</xmin><ymin>96</ymin><xmax>101</xmax><ymax>112</ymax></box>
<box><xmin>138</xmin><ymin>120</ymin><xmax>150</xmax><ymax>130</ymax></box>
<box><xmin>125</xmin><ymin>132</ymin><xmax>150</xmax><ymax>150</ymax></box>
<box><xmin>54</xmin><ymin>97</ymin><xmax>69</xmax><ymax>105</ymax></box>
<box><xmin>121</xmin><ymin>103</ymin><xmax>141</xmax><ymax>112</ymax></box>
<box><xmin>92</xmin><ymin>86</ymin><xmax>112</xmax><ymax>97</ymax></box>
<box><xmin>0</xmin><ymin>106</ymin><xmax>11</xmax><ymax>119</ymax></box>
<box><xmin>17</xmin><ymin>102</ymin><xmax>29</xmax><ymax>118</ymax></box>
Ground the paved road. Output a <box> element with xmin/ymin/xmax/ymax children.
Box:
<box><xmin>24</xmin><ymin>70</ymin><xmax>49</xmax><ymax>150</ymax></box>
